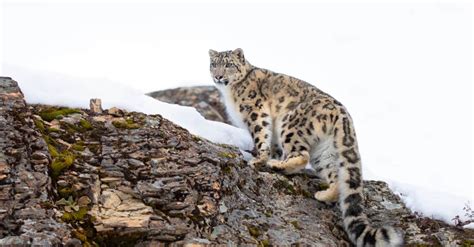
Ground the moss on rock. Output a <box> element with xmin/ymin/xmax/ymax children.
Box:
<box><xmin>50</xmin><ymin>150</ymin><xmax>75</xmax><ymax>177</ymax></box>
<box><xmin>79</xmin><ymin>119</ymin><xmax>93</xmax><ymax>130</ymax></box>
<box><xmin>58</xmin><ymin>187</ymin><xmax>74</xmax><ymax>198</ymax></box>
<box><xmin>218</xmin><ymin>151</ymin><xmax>237</xmax><ymax>159</ymax></box>
<box><xmin>248</xmin><ymin>225</ymin><xmax>261</xmax><ymax>238</ymax></box>
<box><xmin>71</xmin><ymin>142</ymin><xmax>86</xmax><ymax>151</ymax></box>
<box><xmin>112</xmin><ymin>118</ymin><xmax>140</xmax><ymax>129</ymax></box>
<box><xmin>273</xmin><ymin>179</ymin><xmax>296</xmax><ymax>195</ymax></box>
<box><xmin>62</xmin><ymin>206</ymin><xmax>88</xmax><ymax>222</ymax></box>
<box><xmin>34</xmin><ymin>119</ymin><xmax>46</xmax><ymax>133</ymax></box>
<box><xmin>39</xmin><ymin>107</ymin><xmax>81</xmax><ymax>122</ymax></box>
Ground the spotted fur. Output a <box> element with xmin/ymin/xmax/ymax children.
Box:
<box><xmin>209</xmin><ymin>48</ymin><xmax>404</xmax><ymax>247</ymax></box>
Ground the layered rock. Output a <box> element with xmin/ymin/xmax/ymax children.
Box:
<box><xmin>148</xmin><ymin>86</ymin><xmax>229</xmax><ymax>124</ymax></box>
<box><xmin>0</xmin><ymin>78</ymin><xmax>472</xmax><ymax>246</ymax></box>
<box><xmin>0</xmin><ymin>77</ymin><xmax>74</xmax><ymax>246</ymax></box>
<box><xmin>149</xmin><ymin>86</ymin><xmax>474</xmax><ymax>246</ymax></box>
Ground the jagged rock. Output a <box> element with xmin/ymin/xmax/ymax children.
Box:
<box><xmin>0</xmin><ymin>77</ymin><xmax>473</xmax><ymax>246</ymax></box>
<box><xmin>90</xmin><ymin>98</ymin><xmax>103</xmax><ymax>114</ymax></box>
<box><xmin>148</xmin><ymin>85</ymin><xmax>474</xmax><ymax>246</ymax></box>
<box><xmin>107</xmin><ymin>107</ymin><xmax>124</xmax><ymax>117</ymax></box>
<box><xmin>0</xmin><ymin>77</ymin><xmax>75</xmax><ymax>245</ymax></box>
<box><xmin>148</xmin><ymin>86</ymin><xmax>230</xmax><ymax>124</ymax></box>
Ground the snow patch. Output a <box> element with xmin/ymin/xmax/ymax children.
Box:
<box><xmin>3</xmin><ymin>64</ymin><xmax>253</xmax><ymax>151</ymax></box>
<box><xmin>389</xmin><ymin>181</ymin><xmax>473</xmax><ymax>225</ymax></box>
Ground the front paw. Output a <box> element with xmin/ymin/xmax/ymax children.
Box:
<box><xmin>249</xmin><ymin>157</ymin><xmax>267</xmax><ymax>168</ymax></box>
<box><xmin>249</xmin><ymin>157</ymin><xmax>268</xmax><ymax>171</ymax></box>
<box><xmin>267</xmin><ymin>159</ymin><xmax>285</xmax><ymax>173</ymax></box>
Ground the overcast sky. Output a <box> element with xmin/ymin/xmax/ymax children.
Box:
<box><xmin>1</xmin><ymin>2</ymin><xmax>472</xmax><ymax>202</ymax></box>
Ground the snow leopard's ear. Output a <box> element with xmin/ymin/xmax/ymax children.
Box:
<box><xmin>232</xmin><ymin>48</ymin><xmax>245</xmax><ymax>62</ymax></box>
<box><xmin>209</xmin><ymin>49</ymin><xmax>218</xmax><ymax>58</ymax></box>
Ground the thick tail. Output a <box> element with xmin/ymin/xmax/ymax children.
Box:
<box><xmin>337</xmin><ymin>177</ymin><xmax>404</xmax><ymax>246</ymax></box>
<box><xmin>334</xmin><ymin>115</ymin><xmax>404</xmax><ymax>247</ymax></box>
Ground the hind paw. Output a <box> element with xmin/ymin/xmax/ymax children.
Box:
<box><xmin>314</xmin><ymin>183</ymin><xmax>339</xmax><ymax>202</ymax></box>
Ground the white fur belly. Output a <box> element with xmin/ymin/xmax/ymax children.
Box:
<box><xmin>310</xmin><ymin>138</ymin><xmax>336</xmax><ymax>169</ymax></box>
<box><xmin>216</xmin><ymin>85</ymin><xmax>248</xmax><ymax>130</ymax></box>
<box><xmin>273</xmin><ymin>116</ymin><xmax>284</xmax><ymax>149</ymax></box>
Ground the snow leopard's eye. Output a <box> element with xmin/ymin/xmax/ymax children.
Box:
<box><xmin>225</xmin><ymin>63</ymin><xmax>233</xmax><ymax>68</ymax></box>
<box><xmin>210</xmin><ymin>62</ymin><xmax>216</xmax><ymax>68</ymax></box>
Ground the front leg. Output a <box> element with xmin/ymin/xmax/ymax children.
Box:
<box><xmin>246</xmin><ymin>109</ymin><xmax>273</xmax><ymax>169</ymax></box>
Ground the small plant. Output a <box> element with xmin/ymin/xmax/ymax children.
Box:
<box><xmin>452</xmin><ymin>201</ymin><xmax>474</xmax><ymax>227</ymax></box>
<box><xmin>56</xmin><ymin>196</ymin><xmax>89</xmax><ymax>222</ymax></box>
<box><xmin>57</xmin><ymin>196</ymin><xmax>80</xmax><ymax>213</ymax></box>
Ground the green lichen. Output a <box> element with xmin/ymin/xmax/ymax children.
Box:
<box><xmin>43</xmin><ymin>134</ymin><xmax>55</xmax><ymax>145</ymax></box>
<box><xmin>222</xmin><ymin>166</ymin><xmax>232</xmax><ymax>174</ymax></box>
<box><xmin>247</xmin><ymin>226</ymin><xmax>261</xmax><ymax>238</ymax></box>
<box><xmin>62</xmin><ymin>119</ymin><xmax>92</xmax><ymax>134</ymax></box>
<box><xmin>39</xmin><ymin>107</ymin><xmax>80</xmax><ymax>122</ymax></box>
<box><xmin>264</xmin><ymin>209</ymin><xmax>273</xmax><ymax>217</ymax></box>
<box><xmin>259</xmin><ymin>239</ymin><xmax>270</xmax><ymax>247</ymax></box>
<box><xmin>461</xmin><ymin>240</ymin><xmax>474</xmax><ymax>247</ymax></box>
<box><xmin>112</xmin><ymin>118</ymin><xmax>140</xmax><ymax>129</ymax></box>
<box><xmin>192</xmin><ymin>135</ymin><xmax>202</xmax><ymax>142</ymax></box>
<box><xmin>39</xmin><ymin>201</ymin><xmax>55</xmax><ymax>209</ymax></box>
<box><xmin>34</xmin><ymin>119</ymin><xmax>45</xmax><ymax>133</ymax></box>
<box><xmin>72</xmin><ymin>230</ymin><xmax>88</xmax><ymax>243</ymax></box>
<box><xmin>301</xmin><ymin>189</ymin><xmax>312</xmax><ymax>198</ymax></box>
<box><xmin>47</xmin><ymin>127</ymin><xmax>61</xmax><ymax>133</ymax></box>
<box><xmin>217</xmin><ymin>143</ymin><xmax>233</xmax><ymax>149</ymax></box>
<box><xmin>72</xmin><ymin>228</ymin><xmax>97</xmax><ymax>247</ymax></box>
<box><xmin>218</xmin><ymin>151</ymin><xmax>237</xmax><ymax>159</ymax></box>
<box><xmin>290</xmin><ymin>221</ymin><xmax>302</xmax><ymax>230</ymax></box>
<box><xmin>71</xmin><ymin>141</ymin><xmax>85</xmax><ymax>151</ymax></box>
<box><xmin>79</xmin><ymin>119</ymin><xmax>93</xmax><ymax>131</ymax></box>
<box><xmin>62</xmin><ymin>206</ymin><xmax>88</xmax><ymax>222</ymax></box>
<box><xmin>62</xmin><ymin>122</ymin><xmax>79</xmax><ymax>135</ymax></box>
<box><xmin>58</xmin><ymin>187</ymin><xmax>74</xmax><ymax>198</ymax></box>
<box><xmin>47</xmin><ymin>143</ymin><xmax>59</xmax><ymax>158</ymax></box>
<box><xmin>87</xmin><ymin>144</ymin><xmax>100</xmax><ymax>154</ymax></box>
<box><xmin>273</xmin><ymin>179</ymin><xmax>296</xmax><ymax>195</ymax></box>
<box><xmin>50</xmin><ymin>151</ymin><xmax>75</xmax><ymax>177</ymax></box>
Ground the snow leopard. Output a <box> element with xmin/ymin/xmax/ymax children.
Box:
<box><xmin>209</xmin><ymin>48</ymin><xmax>404</xmax><ymax>247</ymax></box>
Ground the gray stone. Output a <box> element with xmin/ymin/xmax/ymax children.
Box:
<box><xmin>0</xmin><ymin>78</ymin><xmax>472</xmax><ymax>246</ymax></box>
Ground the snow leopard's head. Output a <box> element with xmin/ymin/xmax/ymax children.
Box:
<box><xmin>208</xmin><ymin>48</ymin><xmax>251</xmax><ymax>86</ymax></box>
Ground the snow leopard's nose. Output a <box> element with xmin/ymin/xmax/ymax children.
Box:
<box><xmin>215</xmin><ymin>75</ymin><xmax>223</xmax><ymax>81</ymax></box>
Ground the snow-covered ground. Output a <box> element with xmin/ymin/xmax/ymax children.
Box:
<box><xmin>3</xmin><ymin>65</ymin><xmax>254</xmax><ymax>151</ymax></box>
<box><xmin>2</xmin><ymin>1</ymin><xmax>472</xmax><ymax>227</ymax></box>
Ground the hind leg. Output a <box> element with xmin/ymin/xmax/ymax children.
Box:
<box><xmin>314</xmin><ymin>158</ymin><xmax>339</xmax><ymax>202</ymax></box>
<box><xmin>270</xmin><ymin>142</ymin><xmax>283</xmax><ymax>160</ymax></box>
<box><xmin>315</xmin><ymin>181</ymin><xmax>339</xmax><ymax>202</ymax></box>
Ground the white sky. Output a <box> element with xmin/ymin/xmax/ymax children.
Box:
<box><xmin>1</xmin><ymin>1</ymin><xmax>473</xmax><ymax>215</ymax></box>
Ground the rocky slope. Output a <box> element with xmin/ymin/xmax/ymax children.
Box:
<box><xmin>0</xmin><ymin>78</ymin><xmax>472</xmax><ymax>246</ymax></box>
